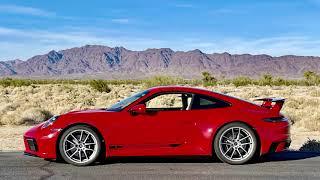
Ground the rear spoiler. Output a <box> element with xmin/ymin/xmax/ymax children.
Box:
<box><xmin>254</xmin><ymin>97</ymin><xmax>285</xmax><ymax>112</ymax></box>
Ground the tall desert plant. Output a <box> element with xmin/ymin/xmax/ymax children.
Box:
<box><xmin>201</xmin><ymin>72</ymin><xmax>217</xmax><ymax>86</ymax></box>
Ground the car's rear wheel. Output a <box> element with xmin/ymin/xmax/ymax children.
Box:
<box><xmin>214</xmin><ymin>122</ymin><xmax>257</xmax><ymax>165</ymax></box>
<box><xmin>59</xmin><ymin>125</ymin><xmax>101</xmax><ymax>166</ymax></box>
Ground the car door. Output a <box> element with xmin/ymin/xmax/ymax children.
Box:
<box><xmin>119</xmin><ymin>92</ymin><xmax>198</xmax><ymax>156</ymax></box>
<box><xmin>136</xmin><ymin>92</ymin><xmax>231</xmax><ymax>156</ymax></box>
<box><xmin>181</xmin><ymin>93</ymin><xmax>232</xmax><ymax>155</ymax></box>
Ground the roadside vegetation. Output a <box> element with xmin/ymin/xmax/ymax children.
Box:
<box><xmin>89</xmin><ymin>80</ymin><xmax>112</xmax><ymax>93</ymax></box>
<box><xmin>299</xmin><ymin>139</ymin><xmax>320</xmax><ymax>152</ymax></box>
<box><xmin>0</xmin><ymin>83</ymin><xmax>319</xmax><ymax>131</ymax></box>
<box><xmin>0</xmin><ymin>71</ymin><xmax>319</xmax><ymax>89</ymax></box>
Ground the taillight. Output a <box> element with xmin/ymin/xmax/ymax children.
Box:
<box><xmin>263</xmin><ymin>116</ymin><xmax>288</xmax><ymax>122</ymax></box>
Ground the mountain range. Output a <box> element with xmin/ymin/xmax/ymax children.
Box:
<box><xmin>1</xmin><ymin>45</ymin><xmax>320</xmax><ymax>79</ymax></box>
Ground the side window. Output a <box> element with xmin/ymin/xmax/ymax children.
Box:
<box><xmin>145</xmin><ymin>93</ymin><xmax>192</xmax><ymax>111</ymax></box>
<box><xmin>191</xmin><ymin>94</ymin><xmax>230</xmax><ymax>110</ymax></box>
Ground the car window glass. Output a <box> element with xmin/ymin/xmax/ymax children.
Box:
<box><xmin>191</xmin><ymin>94</ymin><xmax>230</xmax><ymax>110</ymax></box>
<box><xmin>108</xmin><ymin>90</ymin><xmax>149</xmax><ymax>111</ymax></box>
<box><xmin>146</xmin><ymin>93</ymin><xmax>183</xmax><ymax>109</ymax></box>
<box><xmin>199</xmin><ymin>98</ymin><xmax>216</xmax><ymax>106</ymax></box>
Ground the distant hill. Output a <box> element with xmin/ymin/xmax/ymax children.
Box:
<box><xmin>1</xmin><ymin>45</ymin><xmax>320</xmax><ymax>79</ymax></box>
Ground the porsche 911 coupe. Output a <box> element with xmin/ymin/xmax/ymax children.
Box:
<box><xmin>24</xmin><ymin>86</ymin><xmax>291</xmax><ymax>166</ymax></box>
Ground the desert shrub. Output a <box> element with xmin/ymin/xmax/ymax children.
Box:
<box><xmin>303</xmin><ymin>71</ymin><xmax>320</xmax><ymax>86</ymax></box>
<box><xmin>273</xmin><ymin>77</ymin><xmax>287</xmax><ymax>86</ymax></box>
<box><xmin>144</xmin><ymin>76</ymin><xmax>186</xmax><ymax>88</ymax></box>
<box><xmin>310</xmin><ymin>89</ymin><xmax>320</xmax><ymax>97</ymax></box>
<box><xmin>83</xmin><ymin>98</ymin><xmax>95</xmax><ymax>106</ymax></box>
<box><xmin>304</xmin><ymin>71</ymin><xmax>316</xmax><ymax>81</ymax></box>
<box><xmin>19</xmin><ymin>108</ymin><xmax>53</xmax><ymax>125</ymax></box>
<box><xmin>89</xmin><ymin>80</ymin><xmax>111</xmax><ymax>93</ymax></box>
<box><xmin>103</xmin><ymin>79</ymin><xmax>142</xmax><ymax>85</ymax></box>
<box><xmin>1</xmin><ymin>71</ymin><xmax>320</xmax><ymax>87</ymax></box>
<box><xmin>0</xmin><ymin>78</ymin><xmax>32</xmax><ymax>87</ymax></box>
<box><xmin>231</xmin><ymin>76</ymin><xmax>254</xmax><ymax>87</ymax></box>
<box><xmin>201</xmin><ymin>72</ymin><xmax>217</xmax><ymax>86</ymax></box>
<box><xmin>299</xmin><ymin>139</ymin><xmax>320</xmax><ymax>152</ymax></box>
<box><xmin>258</xmin><ymin>74</ymin><xmax>273</xmax><ymax>86</ymax></box>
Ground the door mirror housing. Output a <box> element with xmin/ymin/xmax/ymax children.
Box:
<box><xmin>129</xmin><ymin>104</ymin><xmax>146</xmax><ymax>115</ymax></box>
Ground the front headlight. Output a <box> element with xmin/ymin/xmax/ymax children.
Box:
<box><xmin>42</xmin><ymin>115</ymin><xmax>59</xmax><ymax>128</ymax></box>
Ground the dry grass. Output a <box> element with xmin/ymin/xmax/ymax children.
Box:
<box><xmin>0</xmin><ymin>84</ymin><xmax>143</xmax><ymax>125</ymax></box>
<box><xmin>1</xmin><ymin>84</ymin><xmax>319</xmax><ymax>129</ymax></box>
<box><xmin>0</xmin><ymin>84</ymin><xmax>319</xmax><ymax>151</ymax></box>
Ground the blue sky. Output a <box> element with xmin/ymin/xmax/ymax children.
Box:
<box><xmin>1</xmin><ymin>0</ymin><xmax>320</xmax><ymax>60</ymax></box>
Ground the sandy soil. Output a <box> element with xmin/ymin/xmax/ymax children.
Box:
<box><xmin>0</xmin><ymin>125</ymin><xmax>319</xmax><ymax>152</ymax></box>
<box><xmin>0</xmin><ymin>126</ymin><xmax>31</xmax><ymax>151</ymax></box>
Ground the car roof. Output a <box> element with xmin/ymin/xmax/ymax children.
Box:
<box><xmin>147</xmin><ymin>86</ymin><xmax>215</xmax><ymax>95</ymax></box>
<box><xmin>146</xmin><ymin>86</ymin><xmax>249</xmax><ymax>106</ymax></box>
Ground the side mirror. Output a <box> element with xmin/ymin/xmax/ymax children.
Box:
<box><xmin>129</xmin><ymin>104</ymin><xmax>146</xmax><ymax>115</ymax></box>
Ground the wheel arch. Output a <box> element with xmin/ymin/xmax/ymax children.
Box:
<box><xmin>55</xmin><ymin>122</ymin><xmax>106</xmax><ymax>161</ymax></box>
<box><xmin>211</xmin><ymin>120</ymin><xmax>261</xmax><ymax>158</ymax></box>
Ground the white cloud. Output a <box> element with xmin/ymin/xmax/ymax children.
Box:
<box><xmin>174</xmin><ymin>3</ymin><xmax>194</xmax><ymax>8</ymax></box>
<box><xmin>209</xmin><ymin>8</ymin><xmax>239</xmax><ymax>15</ymax></box>
<box><xmin>0</xmin><ymin>4</ymin><xmax>55</xmax><ymax>17</ymax></box>
<box><xmin>185</xmin><ymin>36</ymin><xmax>320</xmax><ymax>56</ymax></box>
<box><xmin>111</xmin><ymin>18</ymin><xmax>130</xmax><ymax>24</ymax></box>
<box><xmin>0</xmin><ymin>27</ymin><xmax>167</xmax><ymax>60</ymax></box>
<box><xmin>1</xmin><ymin>26</ymin><xmax>320</xmax><ymax>60</ymax></box>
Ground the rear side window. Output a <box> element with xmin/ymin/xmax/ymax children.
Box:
<box><xmin>191</xmin><ymin>94</ymin><xmax>230</xmax><ymax>110</ymax></box>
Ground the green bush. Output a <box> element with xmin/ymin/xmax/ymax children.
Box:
<box><xmin>231</xmin><ymin>76</ymin><xmax>254</xmax><ymax>87</ymax></box>
<box><xmin>201</xmin><ymin>72</ymin><xmax>217</xmax><ymax>86</ymax></box>
<box><xmin>258</xmin><ymin>74</ymin><xmax>273</xmax><ymax>86</ymax></box>
<box><xmin>89</xmin><ymin>80</ymin><xmax>111</xmax><ymax>93</ymax></box>
<box><xmin>0</xmin><ymin>78</ymin><xmax>32</xmax><ymax>87</ymax></box>
<box><xmin>0</xmin><ymin>70</ymin><xmax>319</xmax><ymax>88</ymax></box>
<box><xmin>299</xmin><ymin>139</ymin><xmax>320</xmax><ymax>152</ymax></box>
<box><xmin>144</xmin><ymin>76</ymin><xmax>183</xmax><ymax>88</ymax></box>
<box><xmin>303</xmin><ymin>71</ymin><xmax>320</xmax><ymax>86</ymax></box>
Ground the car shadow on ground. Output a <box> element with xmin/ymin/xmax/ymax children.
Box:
<box><xmin>260</xmin><ymin>151</ymin><xmax>320</xmax><ymax>163</ymax></box>
<box><xmin>48</xmin><ymin>140</ymin><xmax>320</xmax><ymax>166</ymax></box>
<box><xmin>97</xmin><ymin>139</ymin><xmax>320</xmax><ymax>165</ymax></box>
<box><xmin>95</xmin><ymin>151</ymin><xmax>320</xmax><ymax>165</ymax></box>
<box><xmin>100</xmin><ymin>156</ymin><xmax>218</xmax><ymax>165</ymax></box>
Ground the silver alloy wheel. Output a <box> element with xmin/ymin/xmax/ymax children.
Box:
<box><xmin>63</xmin><ymin>129</ymin><xmax>98</xmax><ymax>164</ymax></box>
<box><xmin>219</xmin><ymin>127</ymin><xmax>254</xmax><ymax>162</ymax></box>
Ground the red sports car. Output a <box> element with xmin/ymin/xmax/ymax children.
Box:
<box><xmin>24</xmin><ymin>86</ymin><xmax>290</xmax><ymax>166</ymax></box>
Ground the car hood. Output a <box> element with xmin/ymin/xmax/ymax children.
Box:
<box><xmin>65</xmin><ymin>108</ymin><xmax>113</xmax><ymax>115</ymax></box>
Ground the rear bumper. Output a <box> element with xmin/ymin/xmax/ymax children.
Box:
<box><xmin>269</xmin><ymin>139</ymin><xmax>291</xmax><ymax>153</ymax></box>
<box><xmin>257</xmin><ymin>120</ymin><xmax>291</xmax><ymax>155</ymax></box>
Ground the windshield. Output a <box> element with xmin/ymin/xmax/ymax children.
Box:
<box><xmin>107</xmin><ymin>90</ymin><xmax>149</xmax><ymax>111</ymax></box>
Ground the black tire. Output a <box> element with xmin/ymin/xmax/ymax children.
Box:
<box><xmin>214</xmin><ymin>122</ymin><xmax>258</xmax><ymax>165</ymax></box>
<box><xmin>59</xmin><ymin>125</ymin><xmax>101</xmax><ymax>166</ymax></box>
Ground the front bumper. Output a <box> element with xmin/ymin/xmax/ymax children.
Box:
<box><xmin>24</xmin><ymin>151</ymin><xmax>39</xmax><ymax>157</ymax></box>
<box><xmin>24</xmin><ymin>123</ymin><xmax>62</xmax><ymax>159</ymax></box>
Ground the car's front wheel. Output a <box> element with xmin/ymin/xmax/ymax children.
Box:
<box><xmin>59</xmin><ymin>125</ymin><xmax>101</xmax><ymax>166</ymax></box>
<box><xmin>214</xmin><ymin>122</ymin><xmax>257</xmax><ymax>165</ymax></box>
